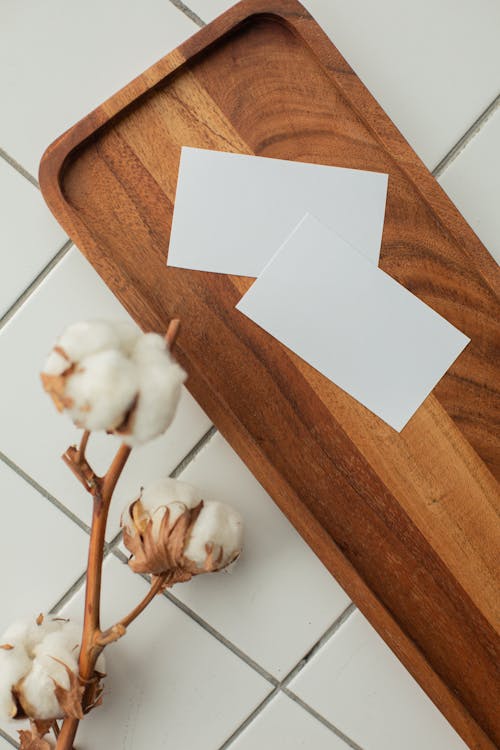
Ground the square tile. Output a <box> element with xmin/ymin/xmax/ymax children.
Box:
<box><xmin>186</xmin><ymin>0</ymin><xmax>500</xmax><ymax>168</ymax></box>
<box><xmin>231</xmin><ymin>692</ymin><xmax>349</xmax><ymax>749</ymax></box>
<box><xmin>0</xmin><ymin>0</ymin><xmax>196</xmax><ymax>175</ymax></box>
<box><xmin>289</xmin><ymin>610</ymin><xmax>469</xmax><ymax>750</ymax></box>
<box><xmin>0</xmin><ymin>459</ymin><xmax>88</xmax><ymax>637</ymax></box>
<box><xmin>168</xmin><ymin>433</ymin><xmax>351</xmax><ymax>678</ymax></box>
<box><xmin>439</xmin><ymin>108</ymin><xmax>500</xmax><ymax>265</ymax></box>
<box><xmin>0</xmin><ymin>735</ymin><xmax>14</xmax><ymax>749</ymax></box>
<box><xmin>0</xmin><ymin>248</ymin><xmax>212</xmax><ymax>539</ymax></box>
<box><xmin>2</xmin><ymin>557</ymin><xmax>272</xmax><ymax>749</ymax></box>
<box><xmin>0</xmin><ymin>159</ymin><xmax>67</xmax><ymax>317</ymax></box>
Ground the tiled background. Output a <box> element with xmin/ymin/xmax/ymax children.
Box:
<box><xmin>1</xmin><ymin>1</ymin><xmax>498</xmax><ymax>748</ymax></box>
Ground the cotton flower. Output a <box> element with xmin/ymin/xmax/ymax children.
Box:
<box><xmin>0</xmin><ymin>614</ymin><xmax>104</xmax><ymax>721</ymax></box>
<box><xmin>41</xmin><ymin>320</ymin><xmax>186</xmax><ymax>445</ymax></box>
<box><xmin>121</xmin><ymin>478</ymin><xmax>243</xmax><ymax>583</ymax></box>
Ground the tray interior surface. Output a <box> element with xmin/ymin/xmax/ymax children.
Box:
<box><xmin>45</xmin><ymin>9</ymin><xmax>499</xmax><ymax>748</ymax></box>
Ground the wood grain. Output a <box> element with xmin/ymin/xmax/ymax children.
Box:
<box><xmin>38</xmin><ymin>2</ymin><xmax>499</xmax><ymax>748</ymax></box>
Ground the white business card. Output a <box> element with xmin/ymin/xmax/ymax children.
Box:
<box><xmin>167</xmin><ymin>147</ymin><xmax>388</xmax><ymax>276</ymax></box>
<box><xmin>236</xmin><ymin>215</ymin><xmax>470</xmax><ymax>431</ymax></box>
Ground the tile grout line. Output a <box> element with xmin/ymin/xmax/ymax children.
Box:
<box><xmin>0</xmin><ymin>450</ymin><xmax>91</xmax><ymax>535</ymax></box>
<box><xmin>167</xmin><ymin>0</ymin><xmax>205</xmax><ymax>26</ymax></box>
<box><xmin>432</xmin><ymin>93</ymin><xmax>500</xmax><ymax>178</ymax></box>
<box><xmin>0</xmin><ymin>239</ymin><xmax>73</xmax><ymax>331</ymax></box>
<box><xmin>49</xmin><ymin>569</ymin><xmax>89</xmax><ymax>615</ymax></box>
<box><xmin>0</xmin><ymin>146</ymin><xmax>39</xmax><ymax>189</ymax></box>
<box><xmin>169</xmin><ymin>424</ymin><xmax>218</xmax><ymax>478</ymax></box>
<box><xmin>279</xmin><ymin>602</ymin><xmax>357</xmax><ymax>687</ymax></box>
<box><xmin>0</xmin><ymin>727</ymin><xmax>18</xmax><ymax>749</ymax></box>
<box><xmin>218</xmin><ymin>687</ymin><xmax>280</xmax><ymax>750</ymax></box>
<box><xmin>275</xmin><ymin>602</ymin><xmax>364</xmax><ymax>750</ymax></box>
<box><xmin>282</xmin><ymin>690</ymin><xmax>366</xmax><ymax>750</ymax></box>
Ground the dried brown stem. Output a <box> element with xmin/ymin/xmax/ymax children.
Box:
<box><xmin>97</xmin><ymin>573</ymin><xmax>168</xmax><ymax>648</ymax></box>
<box><xmin>54</xmin><ymin>715</ymin><xmax>77</xmax><ymax>749</ymax></box>
<box><xmin>165</xmin><ymin>318</ymin><xmax>180</xmax><ymax>349</ymax></box>
<box><xmin>61</xmin><ymin>446</ymin><xmax>100</xmax><ymax>494</ymax></box>
<box><xmin>75</xmin><ymin>430</ymin><xmax>90</xmax><ymax>465</ymax></box>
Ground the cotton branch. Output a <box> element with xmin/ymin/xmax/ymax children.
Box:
<box><xmin>54</xmin><ymin>319</ymin><xmax>183</xmax><ymax>750</ymax></box>
<box><xmin>0</xmin><ymin>317</ymin><xmax>244</xmax><ymax>750</ymax></box>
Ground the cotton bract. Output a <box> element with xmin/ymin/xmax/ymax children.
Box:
<box><xmin>0</xmin><ymin>615</ymin><xmax>104</xmax><ymax>721</ymax></box>
<box><xmin>41</xmin><ymin>320</ymin><xmax>186</xmax><ymax>445</ymax></box>
<box><xmin>122</xmin><ymin>478</ymin><xmax>243</xmax><ymax>582</ymax></box>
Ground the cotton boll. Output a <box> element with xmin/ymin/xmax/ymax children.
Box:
<box><xmin>19</xmin><ymin>662</ymin><xmax>66</xmax><ymax>719</ymax></box>
<box><xmin>122</xmin><ymin>478</ymin><xmax>243</xmax><ymax>581</ymax></box>
<box><xmin>184</xmin><ymin>501</ymin><xmax>243</xmax><ymax>570</ymax></box>
<box><xmin>140</xmin><ymin>478</ymin><xmax>202</xmax><ymax>518</ymax></box>
<box><xmin>42</xmin><ymin>320</ymin><xmax>139</xmax><ymax>376</ymax></box>
<box><xmin>123</xmin><ymin>478</ymin><xmax>202</xmax><ymax>540</ymax></box>
<box><xmin>132</xmin><ymin>332</ymin><xmax>167</xmax><ymax>359</ymax></box>
<box><xmin>65</xmin><ymin>350</ymin><xmax>138</xmax><ymax>431</ymax></box>
<box><xmin>56</xmin><ymin>320</ymin><xmax>136</xmax><ymax>365</ymax></box>
<box><xmin>43</xmin><ymin>348</ymin><xmax>71</xmax><ymax>377</ymax></box>
<box><xmin>122</xmin><ymin>334</ymin><xmax>186</xmax><ymax>445</ymax></box>
<box><xmin>1</xmin><ymin>619</ymin><xmax>33</xmax><ymax>648</ymax></box>
<box><xmin>34</xmin><ymin>628</ymin><xmax>81</xmax><ymax>666</ymax></box>
<box><xmin>0</xmin><ymin>616</ymin><xmax>94</xmax><ymax>722</ymax></box>
<box><xmin>0</xmin><ymin>644</ymin><xmax>31</xmax><ymax>719</ymax></box>
<box><xmin>20</xmin><ymin>630</ymin><xmax>80</xmax><ymax>719</ymax></box>
<box><xmin>42</xmin><ymin>320</ymin><xmax>185</xmax><ymax>443</ymax></box>
<box><xmin>3</xmin><ymin>616</ymin><xmax>63</xmax><ymax>656</ymax></box>
<box><xmin>110</xmin><ymin>320</ymin><xmax>140</xmax><ymax>356</ymax></box>
<box><xmin>124</xmin><ymin>362</ymin><xmax>185</xmax><ymax>445</ymax></box>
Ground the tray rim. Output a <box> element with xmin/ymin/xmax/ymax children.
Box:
<box><xmin>38</xmin><ymin>3</ymin><xmax>499</xmax><ymax>749</ymax></box>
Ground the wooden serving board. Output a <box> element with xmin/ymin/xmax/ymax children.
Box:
<box><xmin>39</xmin><ymin>2</ymin><xmax>499</xmax><ymax>747</ymax></box>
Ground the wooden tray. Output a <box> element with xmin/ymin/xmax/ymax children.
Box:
<box><xmin>39</xmin><ymin>2</ymin><xmax>499</xmax><ymax>747</ymax></box>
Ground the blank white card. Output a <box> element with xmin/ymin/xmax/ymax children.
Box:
<box><xmin>237</xmin><ymin>215</ymin><xmax>470</xmax><ymax>431</ymax></box>
<box><xmin>167</xmin><ymin>147</ymin><xmax>388</xmax><ymax>275</ymax></box>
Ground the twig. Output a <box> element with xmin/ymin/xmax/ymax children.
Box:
<box><xmin>165</xmin><ymin>318</ymin><xmax>180</xmax><ymax>350</ymax></box>
<box><xmin>119</xmin><ymin>574</ymin><xmax>169</xmax><ymax>627</ymax></box>
<box><xmin>62</xmin><ymin>445</ymin><xmax>100</xmax><ymax>494</ymax></box>
<box><xmin>97</xmin><ymin>573</ymin><xmax>168</xmax><ymax>648</ymax></box>
<box><xmin>75</xmin><ymin>430</ymin><xmax>90</xmax><ymax>465</ymax></box>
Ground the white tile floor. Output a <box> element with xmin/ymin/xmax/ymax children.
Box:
<box><xmin>0</xmin><ymin>158</ymin><xmax>66</xmax><ymax>317</ymax></box>
<box><xmin>0</xmin><ymin>1</ymin><xmax>498</xmax><ymax>748</ymax></box>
